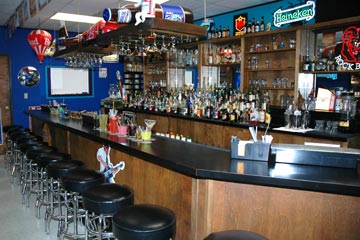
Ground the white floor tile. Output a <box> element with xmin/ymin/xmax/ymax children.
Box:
<box><xmin>0</xmin><ymin>155</ymin><xmax>59</xmax><ymax>240</ymax></box>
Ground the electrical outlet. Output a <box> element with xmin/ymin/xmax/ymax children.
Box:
<box><xmin>24</xmin><ymin>93</ymin><xmax>28</xmax><ymax>99</ymax></box>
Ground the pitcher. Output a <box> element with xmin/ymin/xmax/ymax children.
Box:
<box><xmin>109</xmin><ymin>116</ymin><xmax>119</xmax><ymax>135</ymax></box>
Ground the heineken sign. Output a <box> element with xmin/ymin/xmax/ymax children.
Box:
<box><xmin>273</xmin><ymin>1</ymin><xmax>315</xmax><ymax>27</ymax></box>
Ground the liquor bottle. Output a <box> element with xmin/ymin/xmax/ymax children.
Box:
<box><xmin>265</xmin><ymin>103</ymin><xmax>271</xmax><ymax>124</ymax></box>
<box><xmin>103</xmin><ymin>4</ymin><xmax>194</xmax><ymax>23</ymax></box>
<box><xmin>258</xmin><ymin>108</ymin><xmax>265</xmax><ymax>123</ymax></box>
<box><xmin>207</xmin><ymin>46</ymin><xmax>213</xmax><ymax>65</ymax></box>
<box><xmin>222</xmin><ymin>26</ymin><xmax>227</xmax><ymax>38</ymax></box>
<box><xmin>247</xmin><ymin>20</ymin><xmax>251</xmax><ymax>34</ymax></box>
<box><xmin>260</xmin><ymin>16</ymin><xmax>265</xmax><ymax>32</ymax></box>
<box><xmin>272</xmin><ymin>35</ymin><xmax>277</xmax><ymax>50</ymax></box>
<box><xmin>218</xmin><ymin>26</ymin><xmax>222</xmax><ymax>38</ymax></box>
<box><xmin>303</xmin><ymin>54</ymin><xmax>311</xmax><ymax>71</ymax></box>
<box><xmin>207</xmin><ymin>29</ymin><xmax>212</xmax><ymax>40</ymax></box>
<box><xmin>226</xmin><ymin>26</ymin><xmax>230</xmax><ymax>37</ymax></box>
<box><xmin>255</xmin><ymin>20</ymin><xmax>260</xmax><ymax>32</ymax></box>
<box><xmin>251</xmin><ymin>18</ymin><xmax>255</xmax><ymax>33</ymax></box>
<box><xmin>229</xmin><ymin>104</ymin><xmax>238</xmax><ymax>123</ymax></box>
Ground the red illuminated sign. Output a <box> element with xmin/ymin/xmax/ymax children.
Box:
<box><xmin>335</xmin><ymin>26</ymin><xmax>360</xmax><ymax>70</ymax></box>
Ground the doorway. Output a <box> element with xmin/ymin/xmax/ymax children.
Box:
<box><xmin>0</xmin><ymin>55</ymin><xmax>12</xmax><ymax>151</ymax></box>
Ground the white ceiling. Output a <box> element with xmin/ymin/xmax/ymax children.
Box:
<box><xmin>0</xmin><ymin>0</ymin><xmax>277</xmax><ymax>33</ymax></box>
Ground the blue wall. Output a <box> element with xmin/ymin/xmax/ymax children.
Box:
<box><xmin>0</xmin><ymin>27</ymin><xmax>123</xmax><ymax>128</ymax></box>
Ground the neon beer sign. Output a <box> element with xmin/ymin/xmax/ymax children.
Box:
<box><xmin>273</xmin><ymin>1</ymin><xmax>315</xmax><ymax>27</ymax></box>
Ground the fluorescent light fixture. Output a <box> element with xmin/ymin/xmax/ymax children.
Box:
<box><xmin>51</xmin><ymin>12</ymin><xmax>103</xmax><ymax>24</ymax></box>
<box><xmin>124</xmin><ymin>0</ymin><xmax>170</xmax><ymax>3</ymax></box>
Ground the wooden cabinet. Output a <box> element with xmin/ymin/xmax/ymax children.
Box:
<box><xmin>243</xmin><ymin>29</ymin><xmax>300</xmax><ymax>106</ymax></box>
<box><xmin>198</xmin><ymin>36</ymin><xmax>243</xmax><ymax>89</ymax></box>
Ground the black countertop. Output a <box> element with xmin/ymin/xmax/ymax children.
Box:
<box><xmin>26</xmin><ymin>110</ymin><xmax>360</xmax><ymax>197</ymax></box>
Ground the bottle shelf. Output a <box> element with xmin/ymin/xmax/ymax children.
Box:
<box><xmin>202</xmin><ymin>62</ymin><xmax>241</xmax><ymax>67</ymax></box>
<box><xmin>299</xmin><ymin>70</ymin><xmax>360</xmax><ymax>74</ymax></box>
<box><xmin>244</xmin><ymin>48</ymin><xmax>296</xmax><ymax>54</ymax></box>
<box><xmin>245</xmin><ymin>67</ymin><xmax>295</xmax><ymax>72</ymax></box>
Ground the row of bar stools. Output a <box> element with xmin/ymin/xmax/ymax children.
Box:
<box><xmin>82</xmin><ymin>183</ymin><xmax>134</xmax><ymax>239</ymax></box>
<box><xmin>59</xmin><ymin>168</ymin><xmax>105</xmax><ymax>239</ymax></box>
<box><xmin>33</xmin><ymin>152</ymin><xmax>71</xmax><ymax>219</ymax></box>
<box><xmin>204</xmin><ymin>230</ymin><xmax>268</xmax><ymax>240</ymax></box>
<box><xmin>45</xmin><ymin>159</ymin><xmax>85</xmax><ymax>235</ymax></box>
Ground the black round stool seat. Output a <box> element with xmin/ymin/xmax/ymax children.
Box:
<box><xmin>8</xmin><ymin>128</ymin><xmax>28</xmax><ymax>136</ymax></box>
<box><xmin>3</xmin><ymin>125</ymin><xmax>23</xmax><ymax>133</ymax></box>
<box><xmin>47</xmin><ymin>160</ymin><xmax>85</xmax><ymax>179</ymax></box>
<box><xmin>61</xmin><ymin>169</ymin><xmax>104</xmax><ymax>194</ymax></box>
<box><xmin>15</xmin><ymin>135</ymin><xmax>41</xmax><ymax>144</ymax></box>
<box><xmin>82</xmin><ymin>183</ymin><xmax>134</xmax><ymax>215</ymax></box>
<box><xmin>27</xmin><ymin>146</ymin><xmax>57</xmax><ymax>160</ymax></box>
<box><xmin>204</xmin><ymin>230</ymin><xmax>268</xmax><ymax>240</ymax></box>
<box><xmin>10</xmin><ymin>132</ymin><xmax>31</xmax><ymax>141</ymax></box>
<box><xmin>112</xmin><ymin>204</ymin><xmax>176</xmax><ymax>240</ymax></box>
<box><xmin>19</xmin><ymin>141</ymin><xmax>47</xmax><ymax>152</ymax></box>
<box><xmin>34</xmin><ymin>152</ymin><xmax>71</xmax><ymax>169</ymax></box>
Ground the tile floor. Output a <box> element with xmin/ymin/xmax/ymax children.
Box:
<box><xmin>0</xmin><ymin>154</ymin><xmax>58</xmax><ymax>240</ymax></box>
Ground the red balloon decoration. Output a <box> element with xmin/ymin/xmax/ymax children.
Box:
<box><xmin>27</xmin><ymin>29</ymin><xmax>52</xmax><ymax>63</ymax></box>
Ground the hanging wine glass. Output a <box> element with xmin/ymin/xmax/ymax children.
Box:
<box><xmin>64</xmin><ymin>56</ymin><xmax>70</xmax><ymax>66</ymax></box>
<box><xmin>146</xmin><ymin>33</ymin><xmax>159</xmax><ymax>53</ymax></box>
<box><xmin>169</xmin><ymin>36</ymin><xmax>177</xmax><ymax>53</ymax></box>
<box><xmin>126</xmin><ymin>42</ymin><xmax>132</xmax><ymax>55</ymax></box>
<box><xmin>119</xmin><ymin>42</ymin><xmax>126</xmax><ymax>55</ymax></box>
<box><xmin>97</xmin><ymin>55</ymin><xmax>103</xmax><ymax>67</ymax></box>
<box><xmin>139</xmin><ymin>37</ymin><xmax>147</xmax><ymax>57</ymax></box>
<box><xmin>160</xmin><ymin>35</ymin><xmax>168</xmax><ymax>53</ymax></box>
<box><xmin>133</xmin><ymin>40</ymin><xmax>140</xmax><ymax>56</ymax></box>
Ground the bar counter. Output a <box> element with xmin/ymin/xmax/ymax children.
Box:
<box><xmin>26</xmin><ymin>110</ymin><xmax>360</xmax><ymax>240</ymax></box>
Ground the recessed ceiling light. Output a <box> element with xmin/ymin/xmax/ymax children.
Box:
<box><xmin>50</xmin><ymin>12</ymin><xmax>103</xmax><ymax>24</ymax></box>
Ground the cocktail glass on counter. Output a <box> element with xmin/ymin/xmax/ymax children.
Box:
<box><xmin>144</xmin><ymin>119</ymin><xmax>156</xmax><ymax>130</ymax></box>
<box><xmin>99</xmin><ymin>114</ymin><xmax>108</xmax><ymax>132</ymax></box>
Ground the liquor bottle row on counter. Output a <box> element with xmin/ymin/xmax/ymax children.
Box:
<box><xmin>122</xmin><ymin>86</ymin><xmax>272</xmax><ymax>125</ymax></box>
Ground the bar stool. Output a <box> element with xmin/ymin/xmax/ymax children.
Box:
<box><xmin>3</xmin><ymin>126</ymin><xmax>22</xmax><ymax>168</ymax></box>
<box><xmin>82</xmin><ymin>183</ymin><xmax>134</xmax><ymax>239</ymax></box>
<box><xmin>60</xmin><ymin>168</ymin><xmax>105</xmax><ymax>239</ymax></box>
<box><xmin>11</xmin><ymin>135</ymin><xmax>41</xmax><ymax>179</ymax></box>
<box><xmin>45</xmin><ymin>159</ymin><xmax>85</xmax><ymax>235</ymax></box>
<box><xmin>203</xmin><ymin>230</ymin><xmax>268</xmax><ymax>240</ymax></box>
<box><xmin>18</xmin><ymin>140</ymin><xmax>48</xmax><ymax>187</ymax></box>
<box><xmin>24</xmin><ymin>146</ymin><xmax>58</xmax><ymax>206</ymax></box>
<box><xmin>112</xmin><ymin>204</ymin><xmax>176</xmax><ymax>240</ymax></box>
<box><xmin>33</xmin><ymin>152</ymin><xmax>71</xmax><ymax>218</ymax></box>
<box><xmin>7</xmin><ymin>129</ymin><xmax>31</xmax><ymax>173</ymax></box>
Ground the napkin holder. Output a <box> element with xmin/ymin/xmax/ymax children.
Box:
<box><xmin>231</xmin><ymin>137</ymin><xmax>271</xmax><ymax>161</ymax></box>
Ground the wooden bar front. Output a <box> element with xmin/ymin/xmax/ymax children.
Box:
<box><xmin>30</xmin><ymin>117</ymin><xmax>360</xmax><ymax>240</ymax></box>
